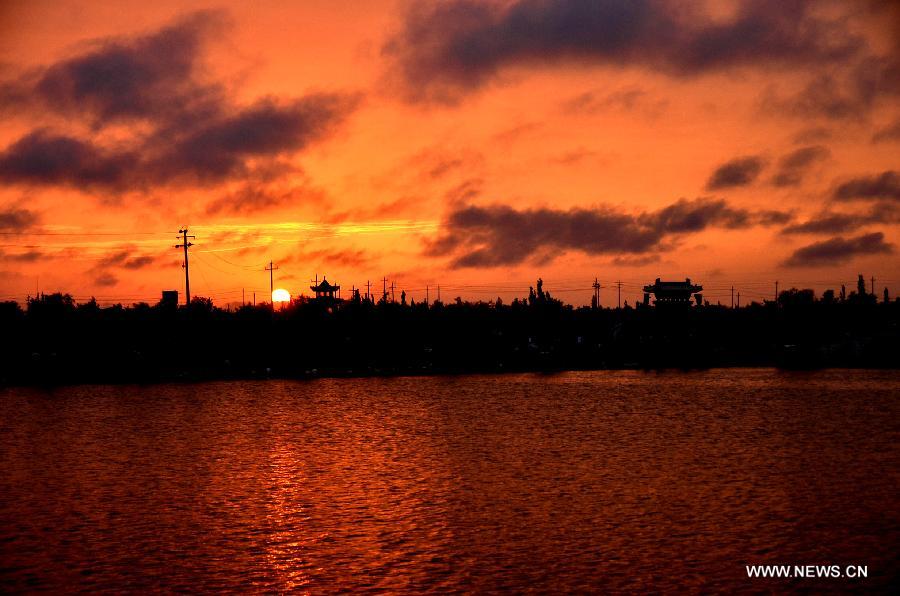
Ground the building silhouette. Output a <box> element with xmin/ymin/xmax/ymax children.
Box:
<box><xmin>643</xmin><ymin>278</ymin><xmax>703</xmax><ymax>306</ymax></box>
<box><xmin>160</xmin><ymin>290</ymin><xmax>178</xmax><ymax>310</ymax></box>
<box><xmin>311</xmin><ymin>277</ymin><xmax>341</xmax><ymax>301</ymax></box>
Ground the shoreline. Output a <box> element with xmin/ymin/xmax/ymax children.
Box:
<box><xmin>4</xmin><ymin>362</ymin><xmax>899</xmax><ymax>389</ymax></box>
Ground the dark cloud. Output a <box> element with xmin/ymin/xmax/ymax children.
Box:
<box><xmin>782</xmin><ymin>232</ymin><xmax>893</xmax><ymax>267</ymax></box>
<box><xmin>0</xmin><ymin>205</ymin><xmax>39</xmax><ymax>231</ymax></box>
<box><xmin>429</xmin><ymin>197</ymin><xmax>789</xmax><ymax>267</ymax></box>
<box><xmin>0</xmin><ymin>10</ymin><xmax>227</xmax><ymax>126</ymax></box>
<box><xmin>783</xmin><ymin>213</ymin><xmax>870</xmax><ymax>235</ymax></box>
<box><xmin>641</xmin><ymin>197</ymin><xmax>787</xmax><ymax>231</ymax></box>
<box><xmin>384</xmin><ymin>0</ymin><xmax>864</xmax><ymax>103</ymax></box>
<box><xmin>770</xmin><ymin>75</ymin><xmax>867</xmax><ymax>120</ymax></box>
<box><xmin>0</xmin><ymin>12</ymin><xmax>359</xmax><ymax>196</ymax></box>
<box><xmin>771</xmin><ymin>145</ymin><xmax>829</xmax><ymax>186</ymax></box>
<box><xmin>705</xmin><ymin>156</ymin><xmax>765</xmax><ymax>190</ymax></box>
<box><xmin>782</xmin><ymin>203</ymin><xmax>900</xmax><ymax>234</ymax></box>
<box><xmin>833</xmin><ymin>170</ymin><xmax>900</xmax><ymax>201</ymax></box>
<box><xmin>0</xmin><ymin>249</ymin><xmax>44</xmax><ymax>263</ymax></box>
<box><xmin>0</xmin><ymin>95</ymin><xmax>358</xmax><ymax>193</ymax></box>
<box><xmin>93</xmin><ymin>272</ymin><xmax>119</xmax><ymax>287</ymax></box>
<box><xmin>94</xmin><ymin>249</ymin><xmax>157</xmax><ymax>270</ymax></box>
<box><xmin>765</xmin><ymin>55</ymin><xmax>900</xmax><ymax>120</ymax></box>
<box><xmin>148</xmin><ymin>94</ymin><xmax>359</xmax><ymax>185</ymax></box>
<box><xmin>0</xmin><ymin>129</ymin><xmax>138</xmax><ymax>191</ymax></box>
<box><xmin>122</xmin><ymin>256</ymin><xmax>155</xmax><ymax>270</ymax></box>
<box><xmin>872</xmin><ymin>117</ymin><xmax>900</xmax><ymax>142</ymax></box>
<box><xmin>755</xmin><ymin>210</ymin><xmax>796</xmax><ymax>226</ymax></box>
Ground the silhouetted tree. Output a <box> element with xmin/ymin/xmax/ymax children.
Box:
<box><xmin>0</xmin><ymin>300</ymin><xmax>23</xmax><ymax>318</ymax></box>
<box><xmin>77</xmin><ymin>298</ymin><xmax>100</xmax><ymax>314</ymax></box>
<box><xmin>778</xmin><ymin>288</ymin><xmax>815</xmax><ymax>308</ymax></box>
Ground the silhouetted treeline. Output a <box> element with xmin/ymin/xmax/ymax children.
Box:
<box><xmin>1</xmin><ymin>277</ymin><xmax>898</xmax><ymax>385</ymax></box>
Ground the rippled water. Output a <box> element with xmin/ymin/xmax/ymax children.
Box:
<box><xmin>1</xmin><ymin>369</ymin><xmax>898</xmax><ymax>592</ymax></box>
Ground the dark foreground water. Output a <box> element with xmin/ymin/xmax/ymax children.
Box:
<box><xmin>1</xmin><ymin>369</ymin><xmax>898</xmax><ymax>593</ymax></box>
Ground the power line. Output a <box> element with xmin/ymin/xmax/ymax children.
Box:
<box><xmin>207</xmin><ymin>251</ymin><xmax>264</xmax><ymax>270</ymax></box>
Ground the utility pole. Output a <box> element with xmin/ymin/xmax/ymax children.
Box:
<box><xmin>265</xmin><ymin>260</ymin><xmax>279</xmax><ymax>306</ymax></box>
<box><xmin>382</xmin><ymin>277</ymin><xmax>388</xmax><ymax>302</ymax></box>
<box><xmin>737</xmin><ymin>292</ymin><xmax>741</xmax><ymax>308</ymax></box>
<box><xmin>366</xmin><ymin>280</ymin><xmax>372</xmax><ymax>301</ymax></box>
<box><xmin>731</xmin><ymin>285</ymin><xmax>734</xmax><ymax>309</ymax></box>
<box><xmin>617</xmin><ymin>280</ymin><xmax>622</xmax><ymax>309</ymax></box>
<box><xmin>175</xmin><ymin>228</ymin><xmax>195</xmax><ymax>306</ymax></box>
<box><xmin>592</xmin><ymin>277</ymin><xmax>601</xmax><ymax>309</ymax></box>
<box><xmin>391</xmin><ymin>281</ymin><xmax>395</xmax><ymax>303</ymax></box>
<box><xmin>253</xmin><ymin>292</ymin><xmax>256</xmax><ymax>306</ymax></box>
<box><xmin>242</xmin><ymin>288</ymin><xmax>245</xmax><ymax>306</ymax></box>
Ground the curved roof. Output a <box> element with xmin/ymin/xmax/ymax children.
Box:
<box><xmin>310</xmin><ymin>278</ymin><xmax>340</xmax><ymax>292</ymax></box>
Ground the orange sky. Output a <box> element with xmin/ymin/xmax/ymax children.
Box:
<box><xmin>1</xmin><ymin>0</ymin><xmax>898</xmax><ymax>306</ymax></box>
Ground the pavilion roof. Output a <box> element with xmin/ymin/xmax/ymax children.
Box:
<box><xmin>643</xmin><ymin>278</ymin><xmax>703</xmax><ymax>294</ymax></box>
<box><xmin>310</xmin><ymin>278</ymin><xmax>340</xmax><ymax>292</ymax></box>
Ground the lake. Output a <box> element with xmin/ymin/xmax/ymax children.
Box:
<box><xmin>1</xmin><ymin>369</ymin><xmax>898</xmax><ymax>592</ymax></box>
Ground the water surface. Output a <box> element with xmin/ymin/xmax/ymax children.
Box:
<box><xmin>1</xmin><ymin>369</ymin><xmax>898</xmax><ymax>592</ymax></box>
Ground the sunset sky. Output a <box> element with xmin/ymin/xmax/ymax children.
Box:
<box><xmin>1</xmin><ymin>0</ymin><xmax>899</xmax><ymax>306</ymax></box>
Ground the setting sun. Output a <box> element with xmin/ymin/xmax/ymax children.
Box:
<box><xmin>272</xmin><ymin>288</ymin><xmax>291</xmax><ymax>303</ymax></box>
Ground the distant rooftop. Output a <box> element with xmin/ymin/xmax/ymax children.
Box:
<box><xmin>643</xmin><ymin>278</ymin><xmax>703</xmax><ymax>304</ymax></box>
<box><xmin>310</xmin><ymin>278</ymin><xmax>340</xmax><ymax>293</ymax></box>
<box><xmin>311</xmin><ymin>277</ymin><xmax>341</xmax><ymax>301</ymax></box>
